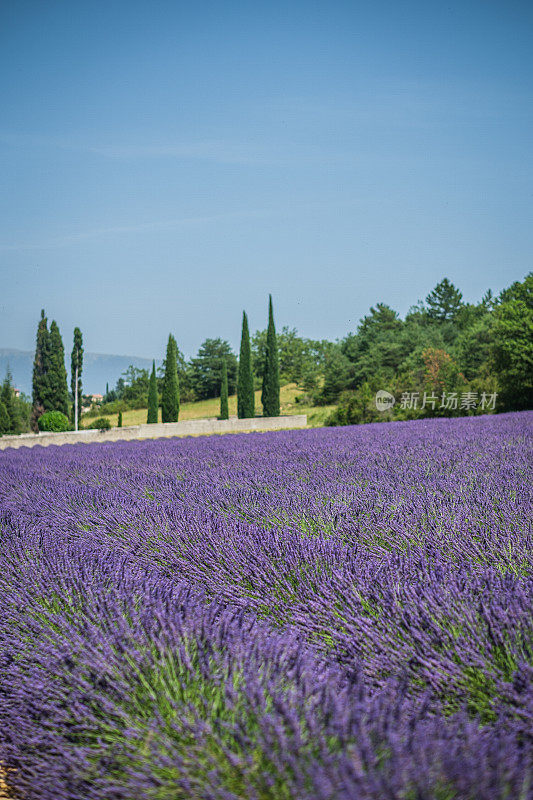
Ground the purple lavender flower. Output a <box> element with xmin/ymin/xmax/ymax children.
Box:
<box><xmin>0</xmin><ymin>412</ymin><xmax>531</xmax><ymax>798</ymax></box>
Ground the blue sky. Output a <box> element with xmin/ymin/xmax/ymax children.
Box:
<box><xmin>1</xmin><ymin>0</ymin><xmax>532</xmax><ymax>359</ymax></box>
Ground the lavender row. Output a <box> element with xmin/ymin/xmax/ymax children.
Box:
<box><xmin>0</xmin><ymin>536</ymin><xmax>530</xmax><ymax>800</ymax></box>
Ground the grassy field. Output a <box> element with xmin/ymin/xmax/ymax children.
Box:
<box><xmin>82</xmin><ymin>384</ymin><xmax>335</xmax><ymax>429</ymax></box>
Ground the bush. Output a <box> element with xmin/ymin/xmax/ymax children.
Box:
<box><xmin>294</xmin><ymin>392</ymin><xmax>314</xmax><ymax>406</ymax></box>
<box><xmin>37</xmin><ymin>411</ymin><xmax>71</xmax><ymax>432</ymax></box>
<box><xmin>0</xmin><ymin>401</ymin><xmax>10</xmax><ymax>435</ymax></box>
<box><xmin>99</xmin><ymin>400</ymin><xmax>126</xmax><ymax>415</ymax></box>
<box><xmin>326</xmin><ymin>384</ymin><xmax>383</xmax><ymax>427</ymax></box>
<box><xmin>86</xmin><ymin>417</ymin><xmax>112</xmax><ymax>431</ymax></box>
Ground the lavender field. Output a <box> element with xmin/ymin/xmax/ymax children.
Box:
<box><xmin>0</xmin><ymin>413</ymin><xmax>532</xmax><ymax>800</ymax></box>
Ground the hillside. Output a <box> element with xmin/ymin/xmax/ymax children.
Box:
<box><xmin>84</xmin><ymin>384</ymin><xmax>334</xmax><ymax>428</ymax></box>
<box><xmin>0</xmin><ymin>349</ymin><xmax>158</xmax><ymax>396</ymax></box>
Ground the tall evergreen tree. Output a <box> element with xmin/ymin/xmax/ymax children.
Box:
<box><xmin>1</xmin><ymin>368</ymin><xmax>17</xmax><ymax>434</ymax></box>
<box><xmin>425</xmin><ymin>279</ymin><xmax>463</xmax><ymax>321</ymax></box>
<box><xmin>32</xmin><ymin>309</ymin><xmax>52</xmax><ymax>412</ymax></box>
<box><xmin>70</xmin><ymin>328</ymin><xmax>84</xmax><ymax>427</ymax></box>
<box><xmin>237</xmin><ymin>311</ymin><xmax>254</xmax><ymax>418</ymax></box>
<box><xmin>261</xmin><ymin>295</ymin><xmax>280</xmax><ymax>416</ymax></box>
<box><xmin>49</xmin><ymin>321</ymin><xmax>69</xmax><ymax>415</ymax></box>
<box><xmin>219</xmin><ymin>358</ymin><xmax>229</xmax><ymax>420</ymax></box>
<box><xmin>161</xmin><ymin>335</ymin><xmax>180</xmax><ymax>422</ymax></box>
<box><xmin>118</xmin><ymin>410</ymin><xmax>123</xmax><ymax>427</ymax></box>
<box><xmin>147</xmin><ymin>361</ymin><xmax>159</xmax><ymax>423</ymax></box>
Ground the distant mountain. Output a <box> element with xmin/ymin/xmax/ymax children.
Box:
<box><xmin>0</xmin><ymin>349</ymin><xmax>158</xmax><ymax>396</ymax></box>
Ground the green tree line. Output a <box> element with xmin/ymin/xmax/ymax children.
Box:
<box><xmin>323</xmin><ymin>274</ymin><xmax>532</xmax><ymax>424</ymax></box>
<box><xmin>4</xmin><ymin>276</ymin><xmax>530</xmax><ymax>437</ymax></box>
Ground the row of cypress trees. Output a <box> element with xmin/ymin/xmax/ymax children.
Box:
<box><xmin>234</xmin><ymin>294</ymin><xmax>280</xmax><ymax>420</ymax></box>
<box><xmin>148</xmin><ymin>295</ymin><xmax>280</xmax><ymax>425</ymax></box>
<box><xmin>30</xmin><ymin>296</ymin><xmax>279</xmax><ymax>429</ymax></box>
<box><xmin>32</xmin><ymin>310</ymin><xmax>84</xmax><ymax>427</ymax></box>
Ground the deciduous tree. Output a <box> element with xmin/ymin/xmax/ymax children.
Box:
<box><xmin>189</xmin><ymin>339</ymin><xmax>237</xmax><ymax>400</ymax></box>
<box><xmin>491</xmin><ymin>273</ymin><xmax>533</xmax><ymax>410</ymax></box>
<box><xmin>0</xmin><ymin>401</ymin><xmax>10</xmax><ymax>435</ymax></box>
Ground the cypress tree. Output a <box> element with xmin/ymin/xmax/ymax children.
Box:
<box><xmin>32</xmin><ymin>309</ymin><xmax>52</xmax><ymax>412</ymax></box>
<box><xmin>161</xmin><ymin>335</ymin><xmax>180</xmax><ymax>422</ymax></box>
<box><xmin>220</xmin><ymin>358</ymin><xmax>229</xmax><ymax>420</ymax></box>
<box><xmin>70</xmin><ymin>328</ymin><xmax>84</xmax><ymax>427</ymax></box>
<box><xmin>1</xmin><ymin>369</ymin><xmax>17</xmax><ymax>434</ymax></box>
<box><xmin>49</xmin><ymin>321</ymin><xmax>69</xmax><ymax>415</ymax></box>
<box><xmin>147</xmin><ymin>361</ymin><xmax>159</xmax><ymax>423</ymax></box>
<box><xmin>261</xmin><ymin>295</ymin><xmax>280</xmax><ymax>416</ymax></box>
<box><xmin>237</xmin><ymin>311</ymin><xmax>254</xmax><ymax>418</ymax></box>
<box><xmin>118</xmin><ymin>410</ymin><xmax>123</xmax><ymax>427</ymax></box>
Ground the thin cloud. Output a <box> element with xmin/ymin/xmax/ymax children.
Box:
<box><xmin>0</xmin><ymin>208</ymin><xmax>273</xmax><ymax>251</ymax></box>
<box><xmin>0</xmin><ymin>130</ymin><xmax>371</xmax><ymax>166</ymax></box>
<box><xmin>86</xmin><ymin>141</ymin><xmax>269</xmax><ymax>164</ymax></box>
<box><xmin>0</xmin><ymin>132</ymin><xmax>273</xmax><ymax>165</ymax></box>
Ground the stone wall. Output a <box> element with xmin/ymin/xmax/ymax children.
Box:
<box><xmin>0</xmin><ymin>415</ymin><xmax>307</xmax><ymax>450</ymax></box>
